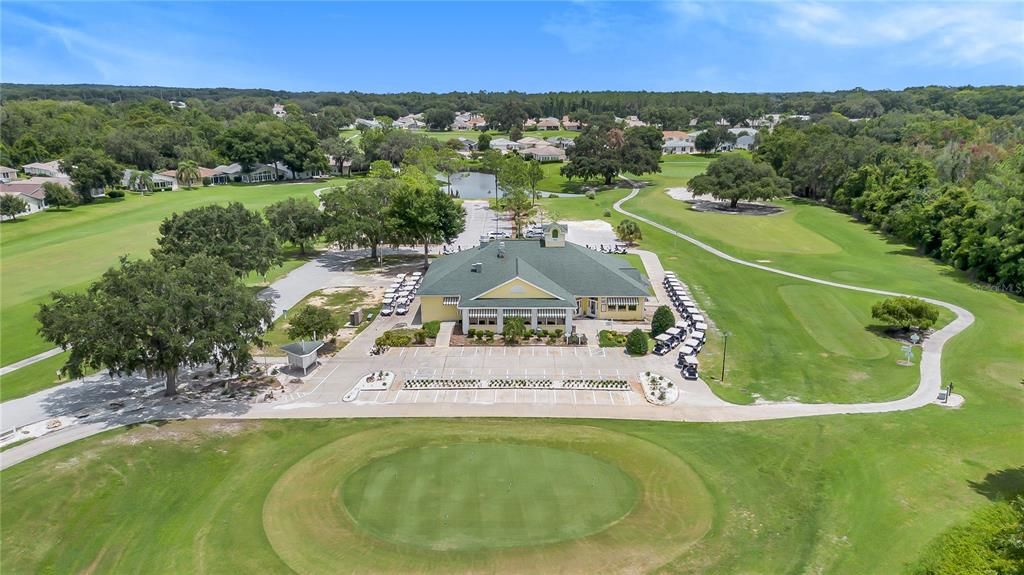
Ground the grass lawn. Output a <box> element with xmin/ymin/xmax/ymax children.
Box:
<box><xmin>0</xmin><ymin>181</ymin><xmax>336</xmax><ymax>368</ymax></box>
<box><xmin>2</xmin><ymin>408</ymin><xmax>1021</xmax><ymax>574</ymax></box>
<box><xmin>259</xmin><ymin>288</ymin><xmax>376</xmax><ymax>355</ymax></box>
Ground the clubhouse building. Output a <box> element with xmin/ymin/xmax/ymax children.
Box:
<box><xmin>419</xmin><ymin>224</ymin><xmax>649</xmax><ymax>333</ymax></box>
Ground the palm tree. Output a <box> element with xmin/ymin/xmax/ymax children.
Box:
<box><xmin>615</xmin><ymin>219</ymin><xmax>642</xmax><ymax>245</ymax></box>
<box><xmin>176</xmin><ymin>160</ymin><xmax>201</xmax><ymax>189</ymax></box>
<box><xmin>128</xmin><ymin>170</ymin><xmax>155</xmax><ymax>195</ymax></box>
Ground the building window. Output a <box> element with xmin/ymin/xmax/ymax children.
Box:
<box><xmin>628</xmin><ymin>304</ymin><xmax>637</xmax><ymax>311</ymax></box>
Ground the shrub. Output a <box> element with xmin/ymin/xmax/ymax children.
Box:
<box><xmin>871</xmin><ymin>297</ymin><xmax>941</xmax><ymax>331</ymax></box>
<box><xmin>603</xmin><ymin>209</ymin><xmax>612</xmax><ymax>217</ymax></box>
<box><xmin>553</xmin><ymin>329</ymin><xmax>564</xmax><ymax>339</ymax></box>
<box><xmin>106</xmin><ymin>190</ymin><xmax>125</xmax><ymax>199</ymax></box>
<box><xmin>413</xmin><ymin>329</ymin><xmax>427</xmax><ymax>344</ymax></box>
<box><xmin>585</xmin><ymin>190</ymin><xmax>596</xmax><ymax>200</ymax></box>
<box><xmin>467</xmin><ymin>328</ymin><xmax>477</xmax><ymax>338</ymax></box>
<box><xmin>485</xmin><ymin>331</ymin><xmax>494</xmax><ymax>342</ymax></box>
<box><xmin>908</xmin><ymin>496</ymin><xmax>1024</xmax><ymax>575</ymax></box>
<box><xmin>626</xmin><ymin>328</ymin><xmax>649</xmax><ymax>355</ymax></box>
<box><xmin>376</xmin><ymin>329</ymin><xmax>413</xmax><ymax>347</ymax></box>
<box><xmin>651</xmin><ymin>305</ymin><xmax>675</xmax><ymax>336</ymax></box>
<box><xmin>422</xmin><ymin>320</ymin><xmax>441</xmax><ymax>339</ymax></box>
<box><xmin>599</xmin><ymin>330</ymin><xmax>628</xmax><ymax>347</ymax></box>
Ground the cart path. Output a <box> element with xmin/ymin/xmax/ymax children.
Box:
<box><xmin>613</xmin><ymin>186</ymin><xmax>975</xmax><ymax>416</ymax></box>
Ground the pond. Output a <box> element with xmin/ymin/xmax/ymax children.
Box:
<box><xmin>436</xmin><ymin>171</ymin><xmax>579</xmax><ymax>199</ymax></box>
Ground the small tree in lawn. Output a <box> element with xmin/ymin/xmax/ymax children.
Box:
<box><xmin>616</xmin><ymin>219</ymin><xmax>642</xmax><ymax>245</ymax></box>
<box><xmin>502</xmin><ymin>317</ymin><xmax>529</xmax><ymax>344</ymax></box>
<box><xmin>651</xmin><ymin>305</ymin><xmax>674</xmax><ymax>337</ymax></box>
<box><xmin>265</xmin><ymin>197</ymin><xmax>324</xmax><ymax>255</ymax></box>
<box><xmin>43</xmin><ymin>182</ymin><xmax>78</xmax><ymax>211</ymax></box>
<box><xmin>871</xmin><ymin>297</ymin><xmax>940</xmax><ymax>333</ymax></box>
<box><xmin>36</xmin><ymin>255</ymin><xmax>271</xmax><ymax>396</ymax></box>
<box><xmin>626</xmin><ymin>328</ymin><xmax>649</xmax><ymax>356</ymax></box>
<box><xmin>477</xmin><ymin>133</ymin><xmax>492</xmax><ymax>151</ymax></box>
<box><xmin>0</xmin><ymin>194</ymin><xmax>29</xmax><ymax>220</ymax></box>
<box><xmin>286</xmin><ymin>305</ymin><xmax>340</xmax><ymax>341</ymax></box>
<box><xmin>526</xmin><ymin>160</ymin><xmax>544</xmax><ymax>205</ymax></box>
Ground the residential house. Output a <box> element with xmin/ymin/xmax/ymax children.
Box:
<box><xmin>488</xmin><ymin>138</ymin><xmax>520</xmax><ymax>152</ymax></box>
<box><xmin>326</xmin><ymin>157</ymin><xmax>354</xmax><ymax>176</ymax></box>
<box><xmin>452</xmin><ymin>112</ymin><xmax>487</xmax><ymax>131</ymax></box>
<box><xmin>22</xmin><ymin>160</ymin><xmax>67</xmax><ymax>178</ymax></box>
<box><xmin>546</xmin><ymin>136</ymin><xmax>575</xmax><ymax>149</ymax></box>
<box><xmin>520</xmin><ymin>145</ymin><xmax>566</xmax><ymax>162</ymax></box>
<box><xmin>561</xmin><ymin>116</ymin><xmax>582</xmax><ymax>131</ymax></box>
<box><xmin>516</xmin><ymin>136</ymin><xmax>547</xmax><ymax>148</ymax></box>
<box><xmin>0</xmin><ymin>165</ymin><xmax>17</xmax><ymax>182</ymax></box>
<box><xmin>662</xmin><ymin>131</ymin><xmax>694</xmax><ymax>155</ymax></box>
<box><xmin>121</xmin><ymin>169</ymin><xmax>177</xmax><ymax>191</ymax></box>
<box><xmin>0</xmin><ymin>181</ymin><xmax>50</xmax><ymax>218</ymax></box>
<box><xmin>456</xmin><ymin>137</ymin><xmax>478</xmax><ymax>152</ymax></box>
<box><xmin>524</xmin><ymin>118</ymin><xmax>538</xmax><ymax>129</ymax></box>
<box><xmin>355</xmin><ymin>118</ymin><xmax>382</xmax><ymax>129</ymax></box>
<box><xmin>272</xmin><ymin>103</ymin><xmax>288</xmax><ymax>118</ymax></box>
<box><xmin>393</xmin><ymin>114</ymin><xmax>426</xmax><ymax>130</ymax></box>
<box><xmin>616</xmin><ymin>115</ymin><xmax>647</xmax><ymax>128</ymax></box>
<box><xmin>536</xmin><ymin>117</ymin><xmax>561</xmax><ymax>131</ymax></box>
<box><xmin>419</xmin><ymin>223</ymin><xmax>649</xmax><ymax>333</ymax></box>
<box><xmin>734</xmin><ymin>134</ymin><xmax>756</xmax><ymax>151</ymax></box>
<box><xmin>168</xmin><ymin>100</ymin><xmax>187</xmax><ymax>110</ymax></box>
<box><xmin>158</xmin><ymin>166</ymin><xmax>231</xmax><ymax>185</ymax></box>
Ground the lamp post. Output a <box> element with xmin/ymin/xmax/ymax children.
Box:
<box><xmin>720</xmin><ymin>330</ymin><xmax>730</xmax><ymax>382</ymax></box>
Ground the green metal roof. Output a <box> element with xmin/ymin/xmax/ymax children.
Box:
<box><xmin>419</xmin><ymin>239</ymin><xmax>649</xmax><ymax>302</ymax></box>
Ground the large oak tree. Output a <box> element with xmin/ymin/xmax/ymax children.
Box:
<box><xmin>154</xmin><ymin>203</ymin><xmax>281</xmax><ymax>276</ymax></box>
<box><xmin>37</xmin><ymin>255</ymin><xmax>272</xmax><ymax>396</ymax></box>
<box><xmin>688</xmin><ymin>154</ymin><xmax>790</xmax><ymax>209</ymax></box>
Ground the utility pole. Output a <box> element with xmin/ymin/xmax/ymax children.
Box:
<box><xmin>721</xmin><ymin>331</ymin><xmax>730</xmax><ymax>382</ymax></box>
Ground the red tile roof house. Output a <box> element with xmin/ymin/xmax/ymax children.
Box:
<box><xmin>158</xmin><ymin>166</ymin><xmax>231</xmax><ymax>185</ymax></box>
<box><xmin>519</xmin><ymin>145</ymin><xmax>567</xmax><ymax>162</ymax></box>
<box><xmin>0</xmin><ymin>181</ymin><xmax>50</xmax><ymax>219</ymax></box>
<box><xmin>561</xmin><ymin>116</ymin><xmax>582</xmax><ymax>131</ymax></box>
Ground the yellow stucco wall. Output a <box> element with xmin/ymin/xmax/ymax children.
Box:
<box><xmin>579</xmin><ymin>297</ymin><xmax>644</xmax><ymax>320</ymax></box>
<box><xmin>476</xmin><ymin>278</ymin><xmax>557</xmax><ymax>299</ymax></box>
<box><xmin>420</xmin><ymin>296</ymin><xmax>461</xmax><ymax>322</ymax></box>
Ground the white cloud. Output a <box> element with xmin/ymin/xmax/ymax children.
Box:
<box><xmin>773</xmin><ymin>2</ymin><xmax>1024</xmax><ymax>65</ymax></box>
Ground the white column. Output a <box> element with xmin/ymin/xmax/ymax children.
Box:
<box><xmin>531</xmin><ymin>309</ymin><xmax>538</xmax><ymax>331</ymax></box>
<box><xmin>563</xmin><ymin>311</ymin><xmax>572</xmax><ymax>334</ymax></box>
<box><xmin>495</xmin><ymin>309</ymin><xmax>503</xmax><ymax>332</ymax></box>
<box><xmin>461</xmin><ymin>308</ymin><xmax>469</xmax><ymax>334</ymax></box>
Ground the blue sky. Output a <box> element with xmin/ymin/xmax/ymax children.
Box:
<box><xmin>2</xmin><ymin>1</ymin><xmax>1022</xmax><ymax>93</ymax></box>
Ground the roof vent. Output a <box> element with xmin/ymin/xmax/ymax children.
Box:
<box><xmin>471</xmin><ymin>262</ymin><xmax>483</xmax><ymax>273</ymax></box>
<box><xmin>497</xmin><ymin>241</ymin><xmax>506</xmax><ymax>258</ymax></box>
<box><xmin>480</xmin><ymin>235</ymin><xmax>489</xmax><ymax>247</ymax></box>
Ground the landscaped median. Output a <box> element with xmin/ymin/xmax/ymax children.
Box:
<box><xmin>402</xmin><ymin>377</ymin><xmax>632</xmax><ymax>392</ymax></box>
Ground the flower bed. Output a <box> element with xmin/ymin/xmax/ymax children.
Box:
<box><xmin>562</xmin><ymin>379</ymin><xmax>630</xmax><ymax>391</ymax></box>
<box><xmin>404</xmin><ymin>378</ymin><xmax>481</xmax><ymax>390</ymax></box>
<box><xmin>640</xmin><ymin>371</ymin><xmax>679</xmax><ymax>405</ymax></box>
<box><xmin>489</xmin><ymin>378</ymin><xmax>555</xmax><ymax>389</ymax></box>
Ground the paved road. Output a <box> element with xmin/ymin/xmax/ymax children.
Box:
<box><xmin>0</xmin><ymin>189</ymin><xmax>976</xmax><ymax>469</ymax></box>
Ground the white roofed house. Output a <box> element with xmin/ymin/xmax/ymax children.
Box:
<box><xmin>524</xmin><ymin>118</ymin><xmax>538</xmax><ymax>129</ymax></box>
<box><xmin>488</xmin><ymin>138</ymin><xmax>521</xmax><ymax>152</ymax></box>
<box><xmin>22</xmin><ymin>160</ymin><xmax>67</xmax><ymax>178</ymax></box>
<box><xmin>546</xmin><ymin>136</ymin><xmax>575</xmax><ymax>149</ymax></box>
<box><xmin>215</xmin><ymin>163</ymin><xmax>287</xmax><ymax>183</ymax></box>
<box><xmin>516</xmin><ymin>136</ymin><xmax>547</xmax><ymax>148</ymax></box>
<box><xmin>734</xmin><ymin>134</ymin><xmax>756</xmax><ymax>151</ymax></box>
<box><xmin>121</xmin><ymin>169</ymin><xmax>178</xmax><ymax>191</ymax></box>
<box><xmin>393</xmin><ymin>114</ymin><xmax>426</xmax><ymax>130</ymax></box>
<box><xmin>616</xmin><ymin>115</ymin><xmax>647</xmax><ymax>128</ymax></box>
<box><xmin>355</xmin><ymin>118</ymin><xmax>382</xmax><ymax>129</ymax></box>
<box><xmin>661</xmin><ymin>131</ymin><xmax>694</xmax><ymax>155</ymax></box>
<box><xmin>0</xmin><ymin>165</ymin><xmax>17</xmax><ymax>182</ymax></box>
<box><xmin>272</xmin><ymin>103</ymin><xmax>288</xmax><ymax>118</ymax></box>
<box><xmin>519</xmin><ymin>145</ymin><xmax>566</xmax><ymax>163</ymax></box>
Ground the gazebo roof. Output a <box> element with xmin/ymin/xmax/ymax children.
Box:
<box><xmin>281</xmin><ymin>341</ymin><xmax>325</xmax><ymax>357</ymax></box>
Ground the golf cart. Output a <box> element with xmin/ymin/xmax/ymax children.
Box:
<box><xmin>679</xmin><ymin>355</ymin><xmax>699</xmax><ymax>379</ymax></box>
<box><xmin>653</xmin><ymin>333</ymin><xmax>674</xmax><ymax>355</ymax></box>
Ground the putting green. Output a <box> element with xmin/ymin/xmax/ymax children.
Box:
<box><xmin>263</xmin><ymin>422</ymin><xmax>714</xmax><ymax>574</ymax></box>
<box><xmin>341</xmin><ymin>443</ymin><xmax>639</xmax><ymax>550</ymax></box>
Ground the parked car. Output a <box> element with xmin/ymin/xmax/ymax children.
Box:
<box><xmin>395</xmin><ymin>302</ymin><xmax>409</xmax><ymax>315</ymax></box>
<box><xmin>380</xmin><ymin>305</ymin><xmax>394</xmax><ymax>316</ymax></box>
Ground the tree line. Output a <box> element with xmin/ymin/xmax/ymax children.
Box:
<box><xmin>748</xmin><ymin>110</ymin><xmax>1024</xmax><ymax>292</ymax></box>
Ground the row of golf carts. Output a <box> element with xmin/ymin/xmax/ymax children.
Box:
<box><xmin>653</xmin><ymin>271</ymin><xmax>708</xmax><ymax>380</ymax></box>
<box><xmin>380</xmin><ymin>272</ymin><xmax>423</xmax><ymax>316</ymax></box>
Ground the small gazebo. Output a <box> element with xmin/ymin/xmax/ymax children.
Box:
<box><xmin>281</xmin><ymin>340</ymin><xmax>325</xmax><ymax>375</ymax></box>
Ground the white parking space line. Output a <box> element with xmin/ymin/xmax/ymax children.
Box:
<box><xmin>591</xmin><ymin>390</ymin><xmax>598</xmax><ymax>404</ymax></box>
<box><xmin>572</xmin><ymin>390</ymin><xmax>578</xmax><ymax>405</ymax></box>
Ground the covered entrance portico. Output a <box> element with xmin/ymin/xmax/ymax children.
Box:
<box><xmin>461</xmin><ymin>306</ymin><xmax>574</xmax><ymax>333</ymax></box>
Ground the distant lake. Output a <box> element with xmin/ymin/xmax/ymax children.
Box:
<box><xmin>435</xmin><ymin>172</ymin><xmax>578</xmax><ymax>199</ymax></box>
